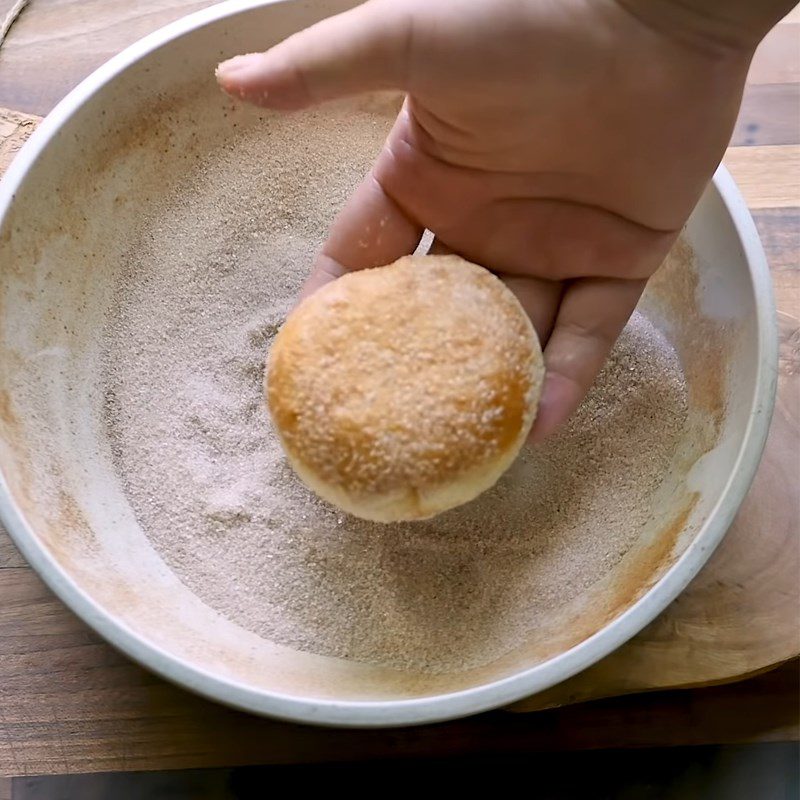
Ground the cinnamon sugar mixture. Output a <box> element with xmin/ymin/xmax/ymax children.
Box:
<box><xmin>102</xmin><ymin>107</ymin><xmax>687</xmax><ymax>672</ymax></box>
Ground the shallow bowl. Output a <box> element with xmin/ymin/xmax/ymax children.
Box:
<box><xmin>0</xmin><ymin>0</ymin><xmax>777</xmax><ymax>726</ymax></box>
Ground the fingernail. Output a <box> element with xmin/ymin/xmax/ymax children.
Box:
<box><xmin>215</xmin><ymin>53</ymin><xmax>261</xmax><ymax>80</ymax></box>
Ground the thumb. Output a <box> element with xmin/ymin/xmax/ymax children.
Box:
<box><xmin>215</xmin><ymin>0</ymin><xmax>411</xmax><ymax>110</ymax></box>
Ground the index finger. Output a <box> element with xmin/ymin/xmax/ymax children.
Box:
<box><xmin>301</xmin><ymin>153</ymin><xmax>423</xmax><ymax>299</ymax></box>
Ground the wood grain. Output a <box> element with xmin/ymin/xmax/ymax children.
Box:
<box><xmin>0</xmin><ymin>572</ymin><xmax>796</xmax><ymax>776</ymax></box>
<box><xmin>0</xmin><ymin>533</ymin><xmax>25</xmax><ymax>569</ymax></box>
<box><xmin>724</xmin><ymin>146</ymin><xmax>800</xmax><ymax>208</ymax></box>
<box><xmin>732</xmin><ymin>83</ymin><xmax>800</xmax><ymax>146</ymax></box>
<box><xmin>0</xmin><ymin>0</ymin><xmax>798</xmax><ymax>777</ymax></box>
<box><xmin>751</xmin><ymin>208</ymin><xmax>800</xmax><ymax>273</ymax></box>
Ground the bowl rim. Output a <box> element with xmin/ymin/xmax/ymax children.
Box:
<box><xmin>0</xmin><ymin>0</ymin><xmax>779</xmax><ymax>727</ymax></box>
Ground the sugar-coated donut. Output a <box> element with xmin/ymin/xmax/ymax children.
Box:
<box><xmin>266</xmin><ymin>255</ymin><xmax>544</xmax><ymax>523</ymax></box>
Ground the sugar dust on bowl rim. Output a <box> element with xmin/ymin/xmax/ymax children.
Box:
<box><xmin>0</xmin><ymin>0</ymin><xmax>777</xmax><ymax>726</ymax></box>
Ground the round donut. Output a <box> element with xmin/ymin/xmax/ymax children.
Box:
<box><xmin>266</xmin><ymin>254</ymin><xmax>544</xmax><ymax>523</ymax></box>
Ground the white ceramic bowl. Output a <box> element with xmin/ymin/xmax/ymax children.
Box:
<box><xmin>0</xmin><ymin>0</ymin><xmax>777</xmax><ymax>726</ymax></box>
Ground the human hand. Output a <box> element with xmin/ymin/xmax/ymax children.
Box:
<box><xmin>216</xmin><ymin>0</ymin><xmax>757</xmax><ymax>439</ymax></box>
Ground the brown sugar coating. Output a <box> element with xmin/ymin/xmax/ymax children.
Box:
<box><xmin>266</xmin><ymin>255</ymin><xmax>544</xmax><ymax>522</ymax></box>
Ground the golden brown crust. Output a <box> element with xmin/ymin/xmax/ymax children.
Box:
<box><xmin>266</xmin><ymin>255</ymin><xmax>544</xmax><ymax>521</ymax></box>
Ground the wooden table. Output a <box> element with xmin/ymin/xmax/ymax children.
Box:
<box><xmin>0</xmin><ymin>0</ymin><xmax>798</xmax><ymax>779</ymax></box>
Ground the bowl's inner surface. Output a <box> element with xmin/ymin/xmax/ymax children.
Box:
<box><xmin>0</xmin><ymin>7</ymin><xmax>757</xmax><ymax>703</ymax></box>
